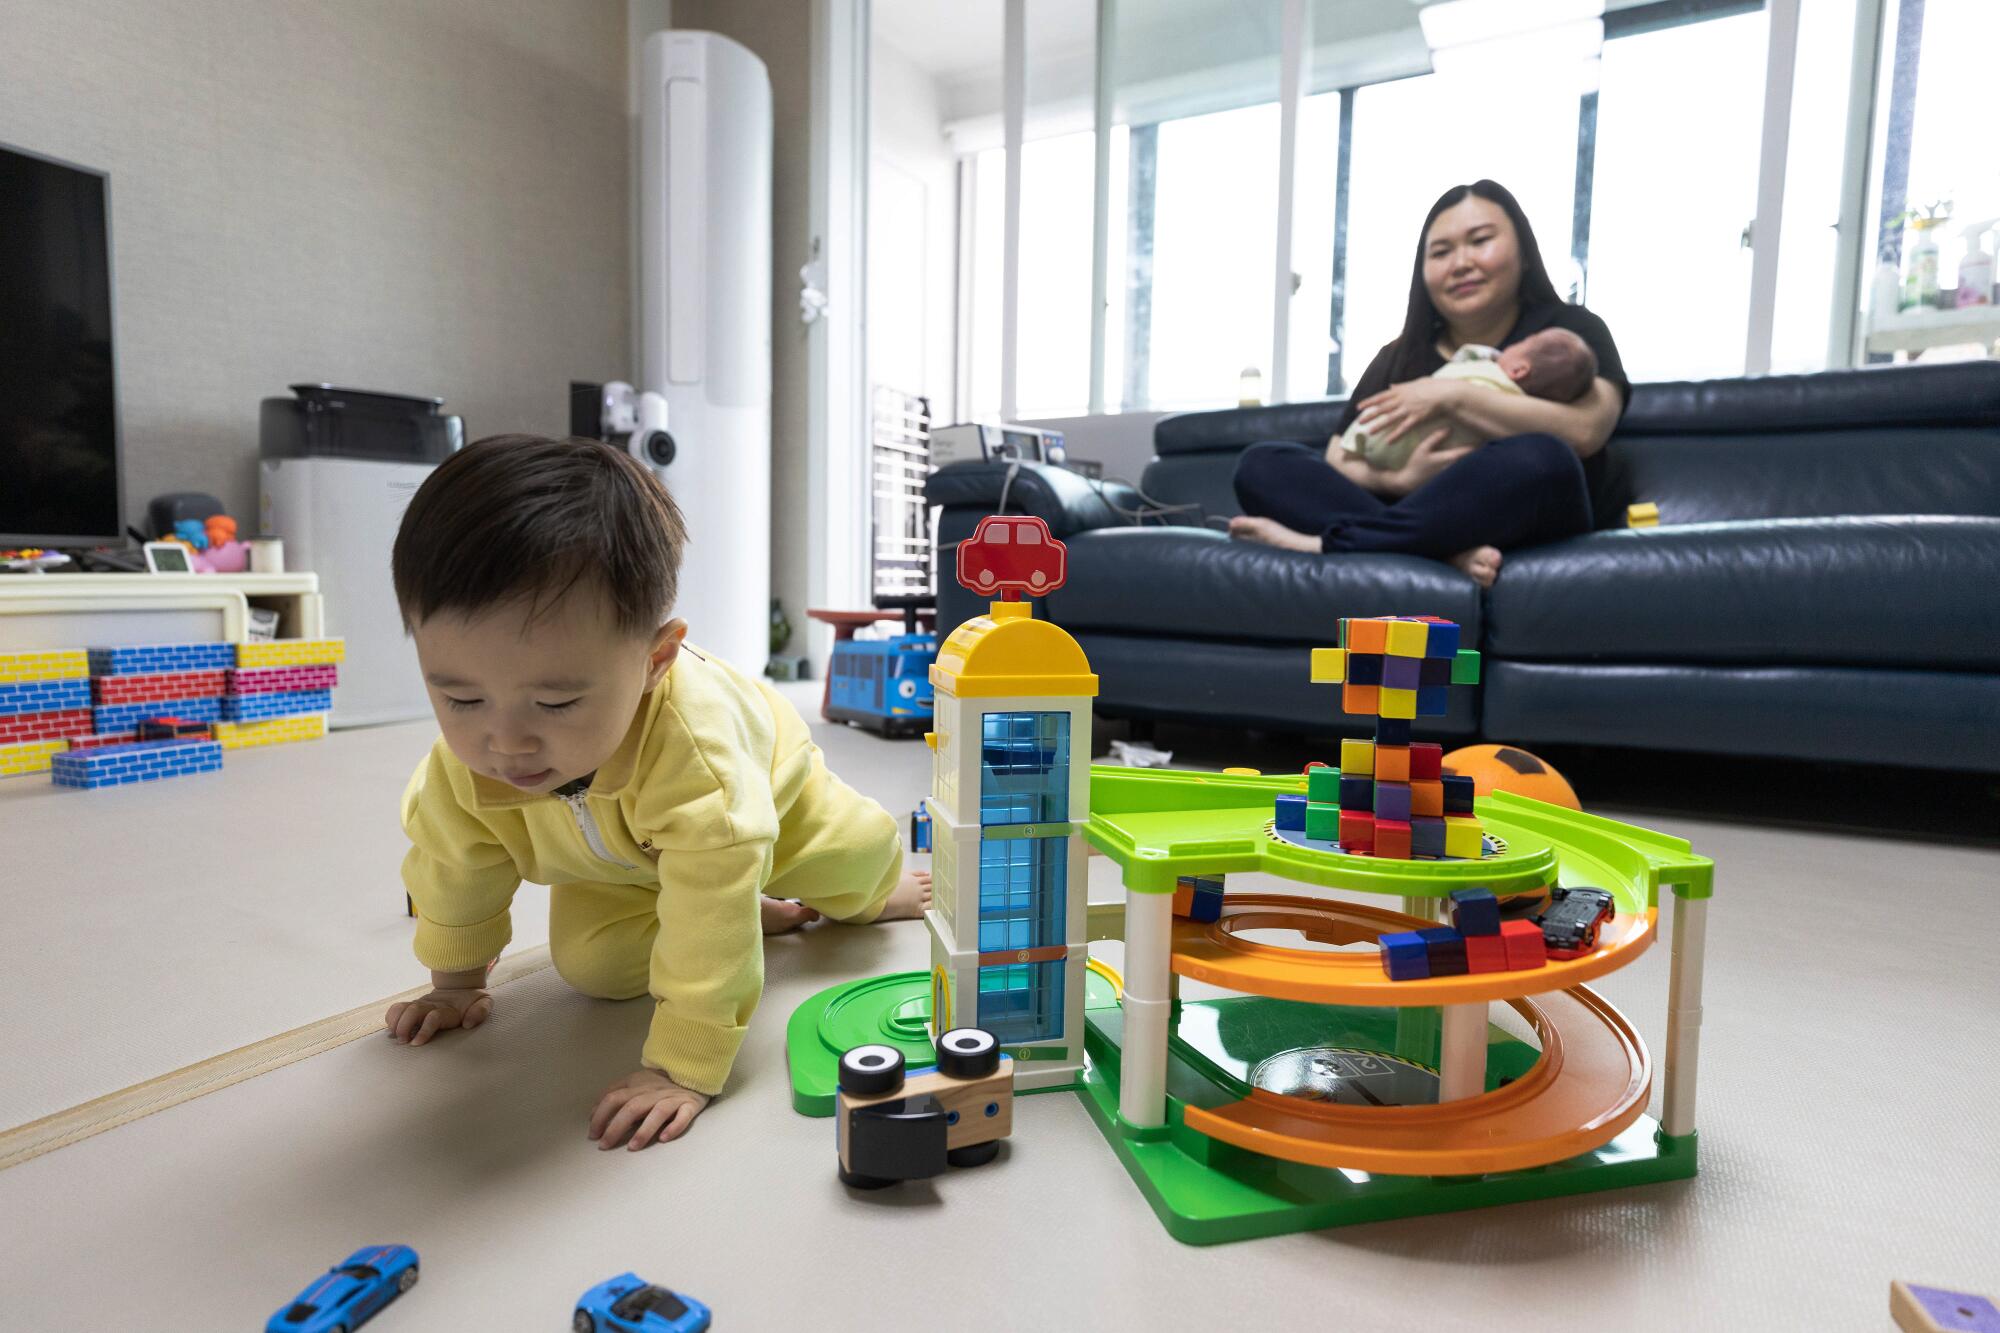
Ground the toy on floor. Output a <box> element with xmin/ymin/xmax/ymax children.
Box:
<box><xmin>573</xmin><ymin>1274</ymin><xmax>712</xmax><ymax>1332</ymax></box>
<box><xmin>811</xmin><ymin>604</ymin><xmax>939</xmax><ymax>739</ymax></box>
<box><xmin>836</xmin><ymin>1028</ymin><xmax>1014</xmax><ymax>1189</ymax></box>
<box><xmin>1303</xmin><ymin>616</ymin><xmax>1483</xmax><ymax>859</ymax></box>
<box><xmin>1441</xmin><ymin>743</ymin><xmax>1580</xmax><ymax>810</ymax></box>
<box><xmin>1892</xmin><ymin>1280</ymin><xmax>2000</xmax><ymax>1333</ymax></box>
<box><xmin>266</xmin><ymin>1244</ymin><xmax>418</xmax><ymax>1333</ymax></box>
<box><xmin>909</xmin><ymin>802</ymin><xmax>931</xmax><ymax>852</ymax></box>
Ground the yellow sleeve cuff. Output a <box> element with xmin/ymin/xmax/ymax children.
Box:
<box><xmin>641</xmin><ymin>1007</ymin><xmax>748</xmax><ymax>1097</ymax></box>
<box><xmin>411</xmin><ymin>905</ymin><xmax>514</xmax><ymax>974</ymax></box>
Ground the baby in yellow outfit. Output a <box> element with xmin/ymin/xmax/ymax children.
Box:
<box><xmin>383</xmin><ymin>433</ymin><xmax>927</xmax><ymax>1150</ymax></box>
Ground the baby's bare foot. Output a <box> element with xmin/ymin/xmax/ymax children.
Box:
<box><xmin>875</xmin><ymin>868</ymin><xmax>933</xmax><ymax>922</ymax></box>
<box><xmin>1449</xmin><ymin>545</ymin><xmax>1503</xmax><ymax>589</ymax></box>
<box><xmin>761</xmin><ymin>897</ymin><xmax>821</xmax><ymax>934</ymax></box>
<box><xmin>1228</xmin><ymin>515</ymin><xmax>1322</xmax><ymax>553</ymax></box>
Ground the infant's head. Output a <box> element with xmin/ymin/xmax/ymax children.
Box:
<box><xmin>1497</xmin><ymin>328</ymin><xmax>1598</xmax><ymax>402</ymax></box>
<box><xmin>391</xmin><ymin>434</ymin><xmax>689</xmax><ymax>794</ymax></box>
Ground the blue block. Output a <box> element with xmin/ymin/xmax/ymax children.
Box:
<box><xmin>219</xmin><ymin>688</ymin><xmax>332</xmax><ymax>721</ymax></box>
<box><xmin>1338</xmin><ymin>775</ymin><xmax>1373</xmax><ymax>812</ymax></box>
<box><xmin>94</xmin><ymin>695</ymin><xmax>222</xmax><ymax>734</ymax></box>
<box><xmin>1274</xmin><ymin>792</ymin><xmax>1307</xmax><ymax>831</ymax></box>
<box><xmin>1378</xmin><ymin>930</ymin><xmax>1429</xmax><ymax>980</ymax></box>
<box><xmin>86</xmin><ymin>642</ymin><xmax>235</xmax><ymax>676</ymax></box>
<box><xmin>1449</xmin><ymin>887</ymin><xmax>1501</xmax><ymax>935</ymax></box>
<box><xmin>1442</xmin><ymin>774</ymin><xmax>1476</xmax><ymax>814</ymax></box>
<box><xmin>0</xmin><ymin>677</ymin><xmax>91</xmax><ymax>717</ymax></box>
<box><xmin>1346</xmin><ymin>652</ymin><xmax>1383</xmax><ymax>686</ymax></box>
<box><xmin>51</xmin><ymin>738</ymin><xmax>222</xmax><ymax>789</ymax></box>
<box><xmin>1416</xmin><ymin>685</ymin><xmax>1450</xmax><ymax>716</ymax></box>
<box><xmin>1417</xmin><ymin>925</ymin><xmax>1467</xmax><ymax>975</ymax></box>
<box><xmin>1179</xmin><ymin>875</ymin><xmax>1224</xmax><ymax>924</ymax></box>
<box><xmin>1372</xmin><ymin>717</ymin><xmax>1411</xmax><ymax>747</ymax></box>
<box><xmin>1423</xmin><ymin>621</ymin><xmax>1461</xmax><ymax>659</ymax></box>
<box><xmin>1411</xmin><ymin>815</ymin><xmax>1446</xmax><ymax>857</ymax></box>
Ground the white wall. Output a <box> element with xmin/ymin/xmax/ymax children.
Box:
<box><xmin>869</xmin><ymin>35</ymin><xmax>960</xmax><ymax>427</ymax></box>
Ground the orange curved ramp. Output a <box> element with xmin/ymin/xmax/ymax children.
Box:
<box><xmin>1182</xmin><ymin>984</ymin><xmax>1651</xmax><ymax>1175</ymax></box>
<box><xmin>1172</xmin><ymin>892</ymin><xmax>1655</xmax><ymax>1007</ymax></box>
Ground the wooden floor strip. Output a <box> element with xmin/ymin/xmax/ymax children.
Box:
<box><xmin>0</xmin><ymin>947</ymin><xmax>552</xmax><ymax>1172</ymax></box>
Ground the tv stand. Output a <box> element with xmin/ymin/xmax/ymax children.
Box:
<box><xmin>0</xmin><ymin>572</ymin><xmax>323</xmax><ymax>650</ymax></box>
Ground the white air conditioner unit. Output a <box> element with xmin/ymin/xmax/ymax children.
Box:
<box><xmin>638</xmin><ymin>30</ymin><xmax>774</xmax><ymax>676</ymax></box>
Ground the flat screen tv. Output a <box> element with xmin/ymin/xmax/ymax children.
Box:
<box><xmin>0</xmin><ymin>143</ymin><xmax>123</xmax><ymax>547</ymax></box>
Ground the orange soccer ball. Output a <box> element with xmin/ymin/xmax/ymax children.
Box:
<box><xmin>1440</xmin><ymin>744</ymin><xmax>1580</xmax><ymax>811</ymax></box>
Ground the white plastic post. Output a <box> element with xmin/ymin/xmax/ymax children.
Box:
<box><xmin>1119</xmin><ymin>889</ymin><xmax>1176</xmax><ymax>1128</ymax></box>
<box><xmin>1438</xmin><ymin>1003</ymin><xmax>1489</xmax><ymax>1102</ymax></box>
<box><xmin>1663</xmin><ymin>892</ymin><xmax>1709</xmax><ymax>1137</ymax></box>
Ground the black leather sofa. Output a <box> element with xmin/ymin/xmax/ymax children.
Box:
<box><xmin>927</xmin><ymin>362</ymin><xmax>2000</xmax><ymax>773</ymax></box>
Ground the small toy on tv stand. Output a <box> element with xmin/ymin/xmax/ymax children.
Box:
<box><xmin>0</xmin><ymin>548</ymin><xmax>72</xmax><ymax>573</ymax></box>
<box><xmin>764</xmin><ymin>597</ymin><xmax>810</xmax><ymax>681</ymax></box>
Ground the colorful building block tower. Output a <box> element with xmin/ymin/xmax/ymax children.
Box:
<box><xmin>922</xmin><ymin>516</ymin><xmax>1096</xmax><ymax>1091</ymax></box>
<box><xmin>1306</xmin><ymin>615</ymin><xmax>1483</xmax><ymax>860</ymax></box>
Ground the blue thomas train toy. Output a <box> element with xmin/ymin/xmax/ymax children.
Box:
<box><xmin>825</xmin><ymin>633</ymin><xmax>937</xmax><ymax>738</ymax></box>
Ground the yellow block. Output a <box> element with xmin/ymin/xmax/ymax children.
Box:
<box><xmin>212</xmin><ymin>712</ymin><xmax>329</xmax><ymax>750</ymax></box>
<box><xmin>1221</xmin><ymin>766</ymin><xmax>1261</xmax><ymax>776</ymax></box>
<box><xmin>1309</xmin><ymin>647</ymin><xmax>1346</xmax><ymax>683</ymax></box>
<box><xmin>1339</xmin><ymin>738</ymin><xmax>1373</xmax><ymax>776</ymax></box>
<box><xmin>234</xmin><ymin>638</ymin><xmax>347</xmax><ymax>668</ymax></box>
<box><xmin>1444</xmin><ymin>815</ymin><xmax>1483</xmax><ymax>859</ymax></box>
<box><xmin>1626</xmin><ymin>502</ymin><xmax>1660</xmax><ymax>528</ymax></box>
<box><xmin>0</xmin><ymin>738</ymin><xmax>69</xmax><ymax>777</ymax></box>
<box><xmin>0</xmin><ymin>650</ymin><xmax>89</xmax><ymax>684</ymax></box>
<box><xmin>1384</xmin><ymin>620</ymin><xmax>1428</xmax><ymax>658</ymax></box>
<box><xmin>1379</xmin><ymin>686</ymin><xmax>1417</xmax><ymax>719</ymax></box>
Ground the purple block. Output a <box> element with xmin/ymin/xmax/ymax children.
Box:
<box><xmin>1372</xmin><ymin>780</ymin><xmax>1411</xmax><ymax>823</ymax></box>
<box><xmin>1381</xmin><ymin>655</ymin><xmax>1422</xmax><ymax>690</ymax></box>
<box><xmin>1905</xmin><ymin>1287</ymin><xmax>2000</xmax><ymax>1333</ymax></box>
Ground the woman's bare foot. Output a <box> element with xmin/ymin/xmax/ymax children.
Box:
<box><xmin>1227</xmin><ymin>515</ymin><xmax>1321</xmax><ymax>553</ymax></box>
<box><xmin>874</xmin><ymin>868</ymin><xmax>934</xmax><ymax>923</ymax></box>
<box><xmin>761</xmin><ymin>897</ymin><xmax>821</xmax><ymax>934</ymax></box>
<box><xmin>1450</xmin><ymin>545</ymin><xmax>1503</xmax><ymax>588</ymax></box>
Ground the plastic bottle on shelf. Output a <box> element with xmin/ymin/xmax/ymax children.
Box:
<box><xmin>1237</xmin><ymin>366</ymin><xmax>1264</xmax><ymax>407</ymax></box>
<box><xmin>1904</xmin><ymin>217</ymin><xmax>1943</xmax><ymax>311</ymax></box>
<box><xmin>1955</xmin><ymin>220</ymin><xmax>1995</xmax><ymax>308</ymax></box>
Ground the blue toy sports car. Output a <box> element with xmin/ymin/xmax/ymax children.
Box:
<box><xmin>573</xmin><ymin>1273</ymin><xmax>712</xmax><ymax>1332</ymax></box>
<box><xmin>267</xmin><ymin>1245</ymin><xmax>419</xmax><ymax>1332</ymax></box>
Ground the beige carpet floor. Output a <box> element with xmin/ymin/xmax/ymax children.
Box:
<box><xmin>3</xmin><ymin>683</ymin><xmax>1997</xmax><ymax>1327</ymax></box>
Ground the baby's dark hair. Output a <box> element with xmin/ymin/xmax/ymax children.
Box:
<box><xmin>1516</xmin><ymin>328</ymin><xmax>1599</xmax><ymax>402</ymax></box>
<box><xmin>392</xmin><ymin>433</ymin><xmax>688</xmax><ymax>636</ymax></box>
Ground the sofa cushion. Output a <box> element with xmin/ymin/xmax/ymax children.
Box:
<box><xmin>1486</xmin><ymin>515</ymin><xmax>2000</xmax><ymax>669</ymax></box>
<box><xmin>1045</xmin><ymin>526</ymin><xmax>1482</xmax><ymax>645</ymax></box>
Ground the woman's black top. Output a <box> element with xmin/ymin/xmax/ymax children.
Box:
<box><xmin>1334</xmin><ymin>301</ymin><xmax>1630</xmax><ymax>435</ymax></box>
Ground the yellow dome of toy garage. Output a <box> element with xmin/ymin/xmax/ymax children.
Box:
<box><xmin>930</xmin><ymin>601</ymin><xmax>1099</xmax><ymax>699</ymax></box>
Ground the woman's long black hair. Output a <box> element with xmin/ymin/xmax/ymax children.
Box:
<box><xmin>1383</xmin><ymin>179</ymin><xmax>1563</xmax><ymax>386</ymax></box>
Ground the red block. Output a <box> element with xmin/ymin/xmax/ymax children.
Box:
<box><xmin>0</xmin><ymin>708</ymin><xmax>92</xmax><ymax>744</ymax></box>
<box><xmin>1338</xmin><ymin>810</ymin><xmax>1374</xmax><ymax>852</ymax></box>
<box><xmin>92</xmin><ymin>670</ymin><xmax>226</xmax><ymax>706</ymax></box>
<box><xmin>1373</xmin><ymin>818</ymin><xmax>1412</xmax><ymax>859</ymax></box>
<box><xmin>1500</xmin><ymin>919</ymin><xmax>1547</xmax><ymax>970</ymax></box>
<box><xmin>1409</xmin><ymin>742</ymin><xmax>1443</xmax><ymax>780</ymax></box>
<box><xmin>1465</xmin><ymin>933</ymin><xmax>1508</xmax><ymax>973</ymax></box>
<box><xmin>66</xmin><ymin>730</ymin><xmax>137</xmax><ymax>751</ymax></box>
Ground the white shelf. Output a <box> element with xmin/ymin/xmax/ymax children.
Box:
<box><xmin>0</xmin><ymin>571</ymin><xmax>323</xmax><ymax>650</ymax></box>
<box><xmin>1865</xmin><ymin>305</ymin><xmax>2000</xmax><ymax>355</ymax></box>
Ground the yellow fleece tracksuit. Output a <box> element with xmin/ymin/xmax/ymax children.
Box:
<box><xmin>400</xmin><ymin>646</ymin><xmax>902</xmax><ymax>1095</ymax></box>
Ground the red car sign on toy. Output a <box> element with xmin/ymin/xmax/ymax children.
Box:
<box><xmin>957</xmin><ymin>515</ymin><xmax>1068</xmax><ymax>600</ymax></box>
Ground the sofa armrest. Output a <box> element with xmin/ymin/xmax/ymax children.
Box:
<box><xmin>924</xmin><ymin>460</ymin><xmax>1144</xmax><ymax>537</ymax></box>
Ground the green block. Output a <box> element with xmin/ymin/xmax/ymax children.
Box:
<box><xmin>1451</xmin><ymin>648</ymin><xmax>1482</xmax><ymax>685</ymax></box>
<box><xmin>1305</xmin><ymin>801</ymin><xmax>1339</xmax><ymax>840</ymax></box>
<box><xmin>1306</xmin><ymin>766</ymin><xmax>1340</xmax><ymax>803</ymax></box>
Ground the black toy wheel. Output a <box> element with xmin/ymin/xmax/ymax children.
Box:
<box><xmin>573</xmin><ymin>1311</ymin><xmax>597</xmax><ymax>1332</ymax></box>
<box><xmin>934</xmin><ymin>1028</ymin><xmax>999</xmax><ymax>1079</ymax></box>
<box><xmin>839</xmin><ymin>1165</ymin><xmax>898</xmax><ymax>1190</ymax></box>
<box><xmin>947</xmin><ymin>1140</ymin><xmax>1001</xmax><ymax>1168</ymax></box>
<box><xmin>838</xmin><ymin>1044</ymin><xmax>905</xmax><ymax>1095</ymax></box>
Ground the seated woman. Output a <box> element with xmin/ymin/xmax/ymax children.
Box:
<box><xmin>1229</xmin><ymin>178</ymin><xmax>1630</xmax><ymax>588</ymax></box>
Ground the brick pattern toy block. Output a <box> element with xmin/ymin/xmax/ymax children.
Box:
<box><xmin>51</xmin><ymin>738</ymin><xmax>223</xmax><ymax>789</ymax></box>
<box><xmin>0</xmin><ymin>738</ymin><xmax>69</xmax><ymax>778</ymax></box>
<box><xmin>233</xmin><ymin>638</ymin><xmax>346</xmax><ymax>669</ymax></box>
<box><xmin>219</xmin><ymin>687</ymin><xmax>332</xmax><ymax>722</ymax></box>
<box><xmin>92</xmin><ymin>669</ymin><xmax>227</xmax><ymax>706</ymax></box>
<box><xmin>212</xmin><ymin>712</ymin><xmax>329</xmax><ymax>750</ymax></box>
<box><xmin>66</xmin><ymin>729</ymin><xmax>138</xmax><ymax>751</ymax></box>
<box><xmin>0</xmin><ymin>649</ymin><xmax>89</xmax><ymax>684</ymax></box>
<box><xmin>1172</xmin><ymin>875</ymin><xmax>1224</xmax><ymax>923</ymax></box>
<box><xmin>94</xmin><ymin>695</ymin><xmax>223</xmax><ymax>735</ymax></box>
<box><xmin>1312</xmin><ymin>615</ymin><xmax>1486</xmax><ymax>861</ymax></box>
<box><xmin>0</xmin><ymin>707</ymin><xmax>92</xmax><ymax>745</ymax></box>
<box><xmin>87</xmin><ymin>642</ymin><xmax>235</xmax><ymax>676</ymax></box>
<box><xmin>225</xmin><ymin>664</ymin><xmax>339</xmax><ymax>695</ymax></box>
<box><xmin>0</xmin><ymin>677</ymin><xmax>91</xmax><ymax>717</ymax></box>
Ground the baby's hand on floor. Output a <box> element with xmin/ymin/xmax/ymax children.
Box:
<box><xmin>383</xmin><ymin>986</ymin><xmax>492</xmax><ymax>1046</ymax></box>
<box><xmin>589</xmin><ymin>1068</ymin><xmax>711</xmax><ymax>1151</ymax></box>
